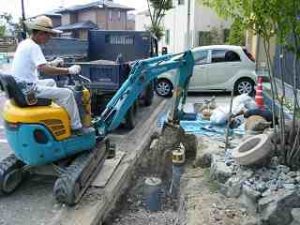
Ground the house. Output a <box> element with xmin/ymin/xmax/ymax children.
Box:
<box><xmin>29</xmin><ymin>9</ymin><xmax>62</xmax><ymax>28</ymax></box>
<box><xmin>135</xmin><ymin>10</ymin><xmax>151</xmax><ymax>31</ymax></box>
<box><xmin>136</xmin><ymin>0</ymin><xmax>231</xmax><ymax>53</ymax></box>
<box><xmin>54</xmin><ymin>0</ymin><xmax>135</xmax><ymax>40</ymax></box>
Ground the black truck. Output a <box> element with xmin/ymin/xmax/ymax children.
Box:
<box><xmin>41</xmin><ymin>30</ymin><xmax>158</xmax><ymax>127</ymax></box>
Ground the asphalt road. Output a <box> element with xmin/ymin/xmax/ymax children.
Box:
<box><xmin>0</xmin><ymin>93</ymin><xmax>11</xmax><ymax>161</ymax></box>
<box><xmin>0</xmin><ymin>61</ymin><xmax>13</xmax><ymax>160</ymax></box>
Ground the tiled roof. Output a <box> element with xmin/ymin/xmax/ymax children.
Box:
<box><xmin>29</xmin><ymin>9</ymin><xmax>62</xmax><ymax>19</ymax></box>
<box><xmin>56</xmin><ymin>0</ymin><xmax>134</xmax><ymax>13</ymax></box>
<box><xmin>55</xmin><ymin>21</ymin><xmax>98</xmax><ymax>30</ymax></box>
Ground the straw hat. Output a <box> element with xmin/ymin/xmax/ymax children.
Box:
<box><xmin>26</xmin><ymin>16</ymin><xmax>62</xmax><ymax>34</ymax></box>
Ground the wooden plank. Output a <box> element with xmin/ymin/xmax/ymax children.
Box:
<box><xmin>92</xmin><ymin>151</ymin><xmax>125</xmax><ymax>188</ymax></box>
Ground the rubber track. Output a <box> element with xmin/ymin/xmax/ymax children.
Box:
<box><xmin>0</xmin><ymin>154</ymin><xmax>25</xmax><ymax>194</ymax></box>
<box><xmin>54</xmin><ymin>141</ymin><xmax>107</xmax><ymax>205</ymax></box>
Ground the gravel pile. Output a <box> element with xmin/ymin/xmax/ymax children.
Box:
<box><xmin>216</xmin><ymin>153</ymin><xmax>300</xmax><ymax>225</ymax></box>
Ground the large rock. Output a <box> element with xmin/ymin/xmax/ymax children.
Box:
<box><xmin>291</xmin><ymin>208</ymin><xmax>300</xmax><ymax>225</ymax></box>
<box><xmin>210</xmin><ymin>154</ymin><xmax>233</xmax><ymax>184</ymax></box>
<box><xmin>239</xmin><ymin>184</ymin><xmax>261</xmax><ymax>215</ymax></box>
<box><xmin>241</xmin><ymin>216</ymin><xmax>259</xmax><ymax>225</ymax></box>
<box><xmin>258</xmin><ymin>190</ymin><xmax>300</xmax><ymax>225</ymax></box>
<box><xmin>220</xmin><ymin>176</ymin><xmax>242</xmax><ymax>198</ymax></box>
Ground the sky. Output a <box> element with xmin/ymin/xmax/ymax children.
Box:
<box><xmin>0</xmin><ymin>0</ymin><xmax>148</xmax><ymax>22</ymax></box>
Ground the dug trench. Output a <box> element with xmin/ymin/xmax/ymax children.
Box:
<box><xmin>103</xmin><ymin>123</ymin><xmax>248</xmax><ymax>225</ymax></box>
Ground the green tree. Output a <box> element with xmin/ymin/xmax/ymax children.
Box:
<box><xmin>228</xmin><ymin>18</ymin><xmax>245</xmax><ymax>45</ymax></box>
<box><xmin>146</xmin><ymin>0</ymin><xmax>173</xmax><ymax>40</ymax></box>
<box><xmin>199</xmin><ymin>0</ymin><xmax>300</xmax><ymax>166</ymax></box>
<box><xmin>0</xmin><ymin>25</ymin><xmax>5</xmax><ymax>37</ymax></box>
<box><xmin>0</xmin><ymin>13</ymin><xmax>14</xmax><ymax>38</ymax></box>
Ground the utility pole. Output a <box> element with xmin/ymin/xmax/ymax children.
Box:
<box><xmin>21</xmin><ymin>0</ymin><xmax>27</xmax><ymax>39</ymax></box>
<box><xmin>186</xmin><ymin>0</ymin><xmax>191</xmax><ymax>49</ymax></box>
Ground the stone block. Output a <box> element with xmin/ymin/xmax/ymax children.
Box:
<box><xmin>258</xmin><ymin>190</ymin><xmax>300</xmax><ymax>225</ymax></box>
<box><xmin>210</xmin><ymin>154</ymin><xmax>233</xmax><ymax>184</ymax></box>
<box><xmin>220</xmin><ymin>176</ymin><xmax>242</xmax><ymax>198</ymax></box>
<box><xmin>291</xmin><ymin>208</ymin><xmax>300</xmax><ymax>223</ymax></box>
<box><xmin>239</xmin><ymin>185</ymin><xmax>260</xmax><ymax>215</ymax></box>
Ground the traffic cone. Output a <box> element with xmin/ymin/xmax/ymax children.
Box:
<box><xmin>255</xmin><ymin>76</ymin><xmax>265</xmax><ymax>110</ymax></box>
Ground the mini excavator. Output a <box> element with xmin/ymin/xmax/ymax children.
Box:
<box><xmin>0</xmin><ymin>50</ymin><xmax>194</xmax><ymax>205</ymax></box>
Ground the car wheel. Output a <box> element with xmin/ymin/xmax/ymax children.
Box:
<box><xmin>234</xmin><ymin>78</ymin><xmax>255</xmax><ymax>95</ymax></box>
<box><xmin>155</xmin><ymin>79</ymin><xmax>173</xmax><ymax>97</ymax></box>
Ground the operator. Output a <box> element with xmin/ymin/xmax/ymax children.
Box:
<box><xmin>12</xmin><ymin>15</ymin><xmax>83</xmax><ymax>132</ymax></box>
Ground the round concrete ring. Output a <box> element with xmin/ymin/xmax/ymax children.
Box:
<box><xmin>232</xmin><ymin>134</ymin><xmax>273</xmax><ymax>166</ymax></box>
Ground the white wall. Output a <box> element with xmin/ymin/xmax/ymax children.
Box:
<box><xmin>161</xmin><ymin>0</ymin><xmax>231</xmax><ymax>53</ymax></box>
<box><xmin>135</xmin><ymin>0</ymin><xmax>231</xmax><ymax>53</ymax></box>
<box><xmin>193</xmin><ymin>4</ymin><xmax>231</xmax><ymax>31</ymax></box>
<box><xmin>135</xmin><ymin>10</ymin><xmax>151</xmax><ymax>31</ymax></box>
<box><xmin>192</xmin><ymin>3</ymin><xmax>231</xmax><ymax>47</ymax></box>
<box><xmin>160</xmin><ymin>1</ymin><xmax>189</xmax><ymax>53</ymax></box>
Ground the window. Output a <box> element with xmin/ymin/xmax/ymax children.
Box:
<box><xmin>178</xmin><ymin>0</ymin><xmax>184</xmax><ymax>5</ymax></box>
<box><xmin>105</xmin><ymin>35</ymin><xmax>134</xmax><ymax>45</ymax></box>
<box><xmin>211</xmin><ymin>50</ymin><xmax>240</xmax><ymax>63</ymax></box>
<box><xmin>193</xmin><ymin>50</ymin><xmax>208</xmax><ymax>65</ymax></box>
<box><xmin>211</xmin><ymin>50</ymin><xmax>226</xmax><ymax>63</ymax></box>
<box><xmin>225</xmin><ymin>50</ymin><xmax>240</xmax><ymax>62</ymax></box>
<box><xmin>198</xmin><ymin>31</ymin><xmax>212</xmax><ymax>46</ymax></box>
<box><xmin>165</xmin><ymin>30</ymin><xmax>170</xmax><ymax>45</ymax></box>
<box><xmin>118</xmin><ymin>11</ymin><xmax>121</xmax><ymax>20</ymax></box>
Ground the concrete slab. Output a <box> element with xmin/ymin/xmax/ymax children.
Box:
<box><xmin>92</xmin><ymin>151</ymin><xmax>125</xmax><ymax>188</ymax></box>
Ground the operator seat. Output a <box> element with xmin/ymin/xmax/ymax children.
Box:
<box><xmin>0</xmin><ymin>73</ymin><xmax>51</xmax><ymax>107</ymax></box>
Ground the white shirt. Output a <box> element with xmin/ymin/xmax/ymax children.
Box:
<box><xmin>12</xmin><ymin>39</ymin><xmax>47</xmax><ymax>83</ymax></box>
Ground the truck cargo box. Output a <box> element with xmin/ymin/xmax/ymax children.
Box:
<box><xmin>88</xmin><ymin>30</ymin><xmax>158</xmax><ymax>62</ymax></box>
<box><xmin>76</xmin><ymin>60</ymin><xmax>130</xmax><ymax>92</ymax></box>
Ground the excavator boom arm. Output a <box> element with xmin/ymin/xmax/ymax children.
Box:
<box><xmin>94</xmin><ymin>50</ymin><xmax>194</xmax><ymax>137</ymax></box>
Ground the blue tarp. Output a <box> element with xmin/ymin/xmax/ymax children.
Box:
<box><xmin>157</xmin><ymin>113</ymin><xmax>245</xmax><ymax>137</ymax></box>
